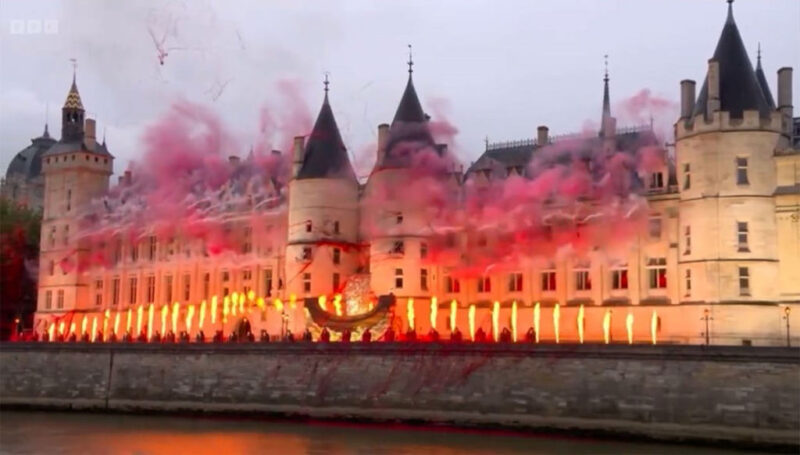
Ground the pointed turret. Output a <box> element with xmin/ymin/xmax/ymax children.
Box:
<box><xmin>61</xmin><ymin>71</ymin><xmax>85</xmax><ymax>141</ymax></box>
<box><xmin>754</xmin><ymin>44</ymin><xmax>777</xmax><ymax>110</ymax></box>
<box><xmin>600</xmin><ymin>55</ymin><xmax>616</xmax><ymax>138</ymax></box>
<box><xmin>692</xmin><ymin>0</ymin><xmax>770</xmax><ymax>119</ymax></box>
<box><xmin>296</xmin><ymin>77</ymin><xmax>356</xmax><ymax>181</ymax></box>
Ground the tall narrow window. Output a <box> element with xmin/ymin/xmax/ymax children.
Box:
<box><xmin>541</xmin><ymin>270</ymin><xmax>557</xmax><ymax>292</ymax></box>
<box><xmin>147</xmin><ymin>276</ymin><xmax>156</xmax><ymax>303</ymax></box>
<box><xmin>57</xmin><ymin>290</ymin><xmax>64</xmax><ymax>309</ymax></box>
<box><xmin>391</xmin><ymin>240</ymin><xmax>405</xmax><ymax>255</ymax></box>
<box><xmin>685</xmin><ymin>269</ymin><xmax>692</xmax><ymax>297</ymax></box>
<box><xmin>684</xmin><ymin>225</ymin><xmax>691</xmax><ymax>255</ymax></box>
<box><xmin>477</xmin><ymin>276</ymin><xmax>491</xmax><ymax>293</ymax></box>
<box><xmin>45</xmin><ymin>290</ymin><xmax>52</xmax><ymax>310</ymax></box>
<box><xmin>48</xmin><ymin>260</ymin><xmax>54</xmax><ymax>276</ymax></box>
<box><xmin>305</xmin><ymin>221</ymin><xmax>312</xmax><ymax>233</ymax></box>
<box><xmin>333</xmin><ymin>248</ymin><xmax>341</xmax><ymax>265</ymax></box>
<box><xmin>148</xmin><ymin>236</ymin><xmax>157</xmax><ymax>261</ymax></box>
<box><xmin>242</xmin><ymin>227</ymin><xmax>252</xmax><ymax>254</ymax></box>
<box><xmin>302</xmin><ymin>247</ymin><xmax>312</xmax><ymax>261</ymax></box>
<box><xmin>66</xmin><ymin>189</ymin><xmax>72</xmax><ymax>211</ymax></box>
<box><xmin>647</xmin><ymin>258</ymin><xmax>668</xmax><ymax>289</ymax></box>
<box><xmin>303</xmin><ymin>273</ymin><xmax>311</xmax><ymax>293</ymax></box>
<box><xmin>333</xmin><ymin>273</ymin><xmax>340</xmax><ymax>292</ymax></box>
<box><xmin>129</xmin><ymin>277</ymin><xmax>138</xmax><ymax>305</ymax></box>
<box><xmin>683</xmin><ymin>163</ymin><xmax>691</xmax><ymax>190</ymax></box>
<box><xmin>739</xmin><ymin>267</ymin><xmax>750</xmax><ymax>296</ymax></box>
<box><xmin>736</xmin><ymin>157</ymin><xmax>749</xmax><ymax>185</ymax></box>
<box><xmin>575</xmin><ymin>270</ymin><xmax>591</xmax><ymax>291</ymax></box>
<box><xmin>420</xmin><ymin>242</ymin><xmax>428</xmax><ymax>259</ymax></box>
<box><xmin>62</xmin><ymin>225</ymin><xmax>69</xmax><ymax>246</ymax></box>
<box><xmin>130</xmin><ymin>242</ymin><xmax>139</xmax><ymax>262</ymax></box>
<box><xmin>264</xmin><ymin>269</ymin><xmax>273</xmax><ymax>297</ymax></box>
<box><xmin>164</xmin><ymin>275</ymin><xmax>173</xmax><ymax>303</ymax></box>
<box><xmin>611</xmin><ymin>267</ymin><xmax>628</xmax><ymax>290</ymax></box>
<box><xmin>737</xmin><ymin>222</ymin><xmax>749</xmax><ymax>252</ymax></box>
<box><xmin>112</xmin><ymin>277</ymin><xmax>120</xmax><ymax>307</ymax></box>
<box><xmin>445</xmin><ymin>275</ymin><xmax>460</xmax><ymax>293</ymax></box>
<box><xmin>49</xmin><ymin>226</ymin><xmax>56</xmax><ymax>247</ymax></box>
<box><xmin>95</xmin><ymin>280</ymin><xmax>103</xmax><ymax>306</ymax></box>
<box><xmin>333</xmin><ymin>221</ymin><xmax>340</xmax><ymax>234</ymax></box>
<box><xmin>183</xmin><ymin>274</ymin><xmax>191</xmax><ymax>301</ymax></box>
<box><xmin>508</xmin><ymin>273</ymin><xmax>523</xmax><ymax>292</ymax></box>
<box><xmin>420</xmin><ymin>269</ymin><xmax>429</xmax><ymax>291</ymax></box>
<box><xmin>648</xmin><ymin>216</ymin><xmax>662</xmax><ymax>239</ymax></box>
<box><xmin>202</xmin><ymin>273</ymin><xmax>210</xmax><ymax>299</ymax></box>
<box><xmin>649</xmin><ymin>172</ymin><xmax>664</xmax><ymax>189</ymax></box>
<box><xmin>395</xmin><ymin>268</ymin><xmax>404</xmax><ymax>289</ymax></box>
<box><xmin>396</xmin><ymin>213</ymin><xmax>403</xmax><ymax>224</ymax></box>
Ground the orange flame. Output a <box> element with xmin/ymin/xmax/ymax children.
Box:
<box><xmin>651</xmin><ymin>310</ymin><xmax>658</xmax><ymax>345</ymax></box>
<box><xmin>248</xmin><ymin>289</ymin><xmax>255</xmax><ymax>303</ymax></box>
<box><xmin>103</xmin><ymin>309</ymin><xmax>110</xmax><ymax>339</ymax></box>
<box><xmin>577</xmin><ymin>304</ymin><xmax>585</xmax><ymax>344</ymax></box>
<box><xmin>239</xmin><ymin>292</ymin><xmax>245</xmax><ymax>314</ymax></box>
<box><xmin>91</xmin><ymin>317</ymin><xmax>98</xmax><ymax>342</ymax></box>
<box><xmin>449</xmin><ymin>300</ymin><xmax>457</xmax><ymax>332</ymax></box>
<box><xmin>114</xmin><ymin>311</ymin><xmax>120</xmax><ymax>336</ymax></box>
<box><xmin>333</xmin><ymin>294</ymin><xmax>343</xmax><ymax>317</ymax></box>
<box><xmin>289</xmin><ymin>294</ymin><xmax>297</xmax><ymax>309</ymax></box>
<box><xmin>58</xmin><ymin>321</ymin><xmax>65</xmax><ymax>336</ymax></box>
<box><xmin>186</xmin><ymin>304</ymin><xmax>195</xmax><ymax>333</ymax></box>
<box><xmin>430</xmin><ymin>297</ymin><xmax>438</xmax><ymax>332</ymax></box>
<box><xmin>222</xmin><ymin>296</ymin><xmax>230</xmax><ymax>323</ymax></box>
<box><xmin>318</xmin><ymin>295</ymin><xmax>327</xmax><ymax>311</ymax></box>
<box><xmin>199</xmin><ymin>300</ymin><xmax>207</xmax><ymax>330</ymax></box>
<box><xmin>468</xmin><ymin>304</ymin><xmax>476</xmax><ymax>341</ymax></box>
<box><xmin>274</xmin><ymin>298</ymin><xmax>284</xmax><ymax>313</ymax></box>
<box><xmin>69</xmin><ymin>321</ymin><xmax>76</xmax><ymax>335</ymax></box>
<box><xmin>511</xmin><ymin>301</ymin><xmax>517</xmax><ymax>342</ymax></box>
<box><xmin>211</xmin><ymin>296</ymin><xmax>218</xmax><ymax>324</ymax></box>
<box><xmin>533</xmin><ymin>302</ymin><xmax>540</xmax><ymax>343</ymax></box>
<box><xmin>81</xmin><ymin>315</ymin><xmax>88</xmax><ymax>335</ymax></box>
<box><xmin>407</xmin><ymin>298</ymin><xmax>415</xmax><ymax>331</ymax></box>
<box><xmin>553</xmin><ymin>304</ymin><xmax>560</xmax><ymax>344</ymax></box>
<box><xmin>172</xmin><ymin>302</ymin><xmax>180</xmax><ymax>333</ymax></box>
<box><xmin>126</xmin><ymin>308</ymin><xmax>132</xmax><ymax>333</ymax></box>
<box><xmin>603</xmin><ymin>309</ymin><xmax>612</xmax><ymax>344</ymax></box>
<box><xmin>137</xmin><ymin>305</ymin><xmax>143</xmax><ymax>336</ymax></box>
<box><xmin>48</xmin><ymin>323</ymin><xmax>55</xmax><ymax>341</ymax></box>
<box><xmin>161</xmin><ymin>305</ymin><xmax>168</xmax><ymax>333</ymax></box>
<box><xmin>492</xmin><ymin>301</ymin><xmax>500</xmax><ymax>342</ymax></box>
<box><xmin>626</xmin><ymin>313</ymin><xmax>634</xmax><ymax>344</ymax></box>
<box><xmin>147</xmin><ymin>303</ymin><xmax>154</xmax><ymax>341</ymax></box>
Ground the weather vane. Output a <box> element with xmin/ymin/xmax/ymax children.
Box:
<box><xmin>323</xmin><ymin>71</ymin><xmax>330</xmax><ymax>93</ymax></box>
<box><xmin>407</xmin><ymin>44</ymin><xmax>413</xmax><ymax>74</ymax></box>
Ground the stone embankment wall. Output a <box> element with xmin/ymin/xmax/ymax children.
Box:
<box><xmin>1</xmin><ymin>343</ymin><xmax>798</xmax><ymax>449</ymax></box>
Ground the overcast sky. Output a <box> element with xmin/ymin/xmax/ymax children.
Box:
<box><xmin>1</xmin><ymin>0</ymin><xmax>798</xmax><ymax>177</ymax></box>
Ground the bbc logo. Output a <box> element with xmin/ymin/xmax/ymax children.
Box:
<box><xmin>9</xmin><ymin>19</ymin><xmax>59</xmax><ymax>35</ymax></box>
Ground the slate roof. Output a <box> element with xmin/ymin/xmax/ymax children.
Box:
<box><xmin>692</xmin><ymin>2</ymin><xmax>771</xmax><ymax>119</ymax></box>
<box><xmin>296</xmin><ymin>91</ymin><xmax>356</xmax><ymax>182</ymax></box>
<box><xmin>63</xmin><ymin>78</ymin><xmax>84</xmax><ymax>110</ymax></box>
<box><xmin>392</xmin><ymin>74</ymin><xmax>427</xmax><ymax>124</ymax></box>
<box><xmin>5</xmin><ymin>125</ymin><xmax>56</xmax><ymax>181</ymax></box>
<box><xmin>754</xmin><ymin>53</ymin><xmax>776</xmax><ymax>110</ymax></box>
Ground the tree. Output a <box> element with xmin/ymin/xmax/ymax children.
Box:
<box><xmin>0</xmin><ymin>198</ymin><xmax>41</xmax><ymax>340</ymax></box>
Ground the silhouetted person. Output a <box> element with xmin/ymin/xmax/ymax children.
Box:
<box><xmin>213</xmin><ymin>330</ymin><xmax>224</xmax><ymax>343</ymax></box>
<box><xmin>284</xmin><ymin>332</ymin><xmax>295</xmax><ymax>342</ymax></box>
<box><xmin>383</xmin><ymin>327</ymin><xmax>396</xmax><ymax>342</ymax></box>
<box><xmin>260</xmin><ymin>330</ymin><xmax>270</xmax><ymax>342</ymax></box>
<box><xmin>451</xmin><ymin>327</ymin><xmax>463</xmax><ymax>342</ymax></box>
<box><xmin>341</xmin><ymin>329</ymin><xmax>352</xmax><ymax>343</ymax></box>
<box><xmin>164</xmin><ymin>331</ymin><xmax>175</xmax><ymax>343</ymax></box>
<box><xmin>137</xmin><ymin>331</ymin><xmax>147</xmax><ymax>343</ymax></box>
<box><xmin>320</xmin><ymin>328</ymin><xmax>331</xmax><ymax>342</ymax></box>
<box><xmin>81</xmin><ymin>332</ymin><xmax>90</xmax><ymax>343</ymax></box>
<box><xmin>302</xmin><ymin>329</ymin><xmax>313</xmax><ymax>342</ymax></box>
<box><xmin>152</xmin><ymin>331</ymin><xmax>162</xmax><ymax>343</ymax></box>
<box><xmin>405</xmin><ymin>329</ymin><xmax>417</xmax><ymax>342</ymax></box>
<box><xmin>196</xmin><ymin>331</ymin><xmax>206</xmax><ymax>343</ymax></box>
<box><xmin>68</xmin><ymin>333</ymin><xmax>77</xmax><ymax>342</ymax></box>
<box><xmin>428</xmin><ymin>329</ymin><xmax>440</xmax><ymax>342</ymax></box>
<box><xmin>246</xmin><ymin>331</ymin><xmax>255</xmax><ymax>342</ymax></box>
<box><xmin>500</xmin><ymin>327</ymin><xmax>512</xmax><ymax>343</ymax></box>
<box><xmin>179</xmin><ymin>331</ymin><xmax>190</xmax><ymax>343</ymax></box>
<box><xmin>474</xmin><ymin>327</ymin><xmax>487</xmax><ymax>343</ymax></box>
<box><xmin>109</xmin><ymin>333</ymin><xmax>118</xmax><ymax>343</ymax></box>
<box><xmin>525</xmin><ymin>327</ymin><xmax>536</xmax><ymax>343</ymax></box>
<box><xmin>361</xmin><ymin>330</ymin><xmax>372</xmax><ymax>343</ymax></box>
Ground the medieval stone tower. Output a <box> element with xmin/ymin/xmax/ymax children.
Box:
<box><xmin>38</xmin><ymin>74</ymin><xmax>113</xmax><ymax>318</ymax></box>
<box><xmin>285</xmin><ymin>80</ymin><xmax>360</xmax><ymax>299</ymax></box>
<box><xmin>675</xmin><ymin>0</ymin><xmax>795</xmax><ymax>338</ymax></box>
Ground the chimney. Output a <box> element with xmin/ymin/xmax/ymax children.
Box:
<box><xmin>537</xmin><ymin>125</ymin><xmax>549</xmax><ymax>145</ymax></box>
<box><xmin>377</xmin><ymin>123</ymin><xmax>389</xmax><ymax>165</ymax></box>
<box><xmin>292</xmin><ymin>136</ymin><xmax>305</xmax><ymax>178</ymax></box>
<box><xmin>680</xmin><ymin>80</ymin><xmax>696</xmax><ymax>119</ymax></box>
<box><xmin>777</xmin><ymin>67</ymin><xmax>793</xmax><ymax>118</ymax></box>
<box><xmin>84</xmin><ymin>118</ymin><xmax>97</xmax><ymax>150</ymax></box>
<box><xmin>124</xmin><ymin>170</ymin><xmax>132</xmax><ymax>185</ymax></box>
<box><xmin>707</xmin><ymin>60</ymin><xmax>721</xmax><ymax>115</ymax></box>
<box><xmin>229</xmin><ymin>155</ymin><xmax>240</xmax><ymax>166</ymax></box>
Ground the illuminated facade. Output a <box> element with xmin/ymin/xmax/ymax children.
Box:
<box><xmin>34</xmin><ymin>3</ymin><xmax>798</xmax><ymax>345</ymax></box>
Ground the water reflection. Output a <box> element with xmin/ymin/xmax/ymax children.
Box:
<box><xmin>0</xmin><ymin>411</ymin><xmax>753</xmax><ymax>455</ymax></box>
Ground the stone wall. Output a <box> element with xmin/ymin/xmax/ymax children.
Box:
<box><xmin>1</xmin><ymin>343</ymin><xmax>798</xmax><ymax>449</ymax></box>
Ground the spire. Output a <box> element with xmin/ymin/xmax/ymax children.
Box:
<box><xmin>295</xmin><ymin>76</ymin><xmax>356</xmax><ymax>181</ymax></box>
<box><xmin>43</xmin><ymin>123</ymin><xmax>50</xmax><ymax>139</ymax></box>
<box><xmin>602</xmin><ymin>54</ymin><xmax>611</xmax><ymax>125</ymax></box>
<box><xmin>392</xmin><ymin>47</ymin><xmax>426</xmax><ymax>124</ymax></box>
<box><xmin>61</xmin><ymin>61</ymin><xmax>85</xmax><ymax>141</ymax></box>
<box><xmin>692</xmin><ymin>0</ymin><xmax>769</xmax><ymax>118</ymax></box>
<box><xmin>63</xmin><ymin>61</ymin><xmax>84</xmax><ymax>110</ymax></box>
<box><xmin>754</xmin><ymin>43</ymin><xmax>776</xmax><ymax>109</ymax></box>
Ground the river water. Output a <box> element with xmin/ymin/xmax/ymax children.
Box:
<box><xmin>0</xmin><ymin>411</ymin><xmax>761</xmax><ymax>455</ymax></box>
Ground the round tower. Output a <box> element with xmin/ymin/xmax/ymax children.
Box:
<box><xmin>285</xmin><ymin>79</ymin><xmax>360</xmax><ymax>304</ymax></box>
<box><xmin>674</xmin><ymin>1</ymin><xmax>793</xmax><ymax>343</ymax></box>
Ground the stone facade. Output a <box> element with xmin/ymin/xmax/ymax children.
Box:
<box><xmin>1</xmin><ymin>343</ymin><xmax>798</xmax><ymax>449</ymax></box>
<box><xmin>33</xmin><ymin>3</ymin><xmax>799</xmax><ymax>346</ymax></box>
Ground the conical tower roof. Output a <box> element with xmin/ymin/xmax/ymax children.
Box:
<box><xmin>63</xmin><ymin>76</ymin><xmax>84</xmax><ymax>110</ymax></box>
<box><xmin>296</xmin><ymin>81</ymin><xmax>356</xmax><ymax>181</ymax></box>
<box><xmin>692</xmin><ymin>1</ymin><xmax>770</xmax><ymax>118</ymax></box>
<box><xmin>754</xmin><ymin>46</ymin><xmax>776</xmax><ymax>110</ymax></box>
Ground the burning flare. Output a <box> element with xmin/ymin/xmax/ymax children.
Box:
<box><xmin>137</xmin><ymin>305</ymin><xmax>144</xmax><ymax>336</ymax></box>
<box><xmin>603</xmin><ymin>309</ymin><xmax>612</xmax><ymax>344</ymax></box>
<box><xmin>449</xmin><ymin>300</ymin><xmax>457</xmax><ymax>332</ymax></box>
<box><xmin>58</xmin><ymin>321</ymin><xmax>65</xmax><ymax>336</ymax></box>
<box><xmin>172</xmin><ymin>302</ymin><xmax>179</xmax><ymax>333</ymax></box>
<box><xmin>626</xmin><ymin>312</ymin><xmax>634</xmax><ymax>345</ymax></box>
<box><xmin>553</xmin><ymin>304</ymin><xmax>560</xmax><ymax>344</ymax></box>
<box><xmin>48</xmin><ymin>323</ymin><xmax>55</xmax><ymax>341</ymax></box>
<box><xmin>492</xmin><ymin>301</ymin><xmax>500</xmax><ymax>342</ymax></box>
<box><xmin>318</xmin><ymin>295</ymin><xmax>327</xmax><ymax>312</ymax></box>
<box><xmin>223</xmin><ymin>296</ymin><xmax>230</xmax><ymax>323</ymax></box>
<box><xmin>81</xmin><ymin>315</ymin><xmax>88</xmax><ymax>336</ymax></box>
<box><xmin>274</xmin><ymin>298</ymin><xmax>284</xmax><ymax>313</ymax></box>
<box><xmin>147</xmin><ymin>303</ymin><xmax>154</xmax><ymax>341</ymax></box>
<box><xmin>114</xmin><ymin>311</ymin><xmax>120</xmax><ymax>336</ymax></box>
<box><xmin>468</xmin><ymin>304</ymin><xmax>476</xmax><ymax>341</ymax></box>
<box><xmin>126</xmin><ymin>308</ymin><xmax>132</xmax><ymax>333</ymax></box>
<box><xmin>69</xmin><ymin>322</ymin><xmax>76</xmax><ymax>336</ymax></box>
<box><xmin>651</xmin><ymin>310</ymin><xmax>659</xmax><ymax>345</ymax></box>
<box><xmin>511</xmin><ymin>301</ymin><xmax>517</xmax><ymax>342</ymax></box>
<box><xmin>334</xmin><ymin>294</ymin><xmax>343</xmax><ymax>317</ymax></box>
<box><xmin>577</xmin><ymin>304</ymin><xmax>585</xmax><ymax>344</ymax></box>
<box><xmin>161</xmin><ymin>304</ymin><xmax>168</xmax><ymax>333</ymax></box>
<box><xmin>211</xmin><ymin>296</ymin><xmax>218</xmax><ymax>324</ymax></box>
<box><xmin>91</xmin><ymin>317</ymin><xmax>98</xmax><ymax>342</ymax></box>
<box><xmin>199</xmin><ymin>300</ymin><xmax>207</xmax><ymax>330</ymax></box>
<box><xmin>533</xmin><ymin>302</ymin><xmax>540</xmax><ymax>343</ymax></box>
<box><xmin>407</xmin><ymin>298</ymin><xmax>415</xmax><ymax>331</ymax></box>
<box><xmin>430</xmin><ymin>297</ymin><xmax>438</xmax><ymax>332</ymax></box>
<box><xmin>186</xmin><ymin>304</ymin><xmax>195</xmax><ymax>333</ymax></box>
<box><xmin>289</xmin><ymin>294</ymin><xmax>297</xmax><ymax>309</ymax></box>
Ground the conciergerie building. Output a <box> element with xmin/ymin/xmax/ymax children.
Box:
<box><xmin>25</xmin><ymin>2</ymin><xmax>799</xmax><ymax>345</ymax></box>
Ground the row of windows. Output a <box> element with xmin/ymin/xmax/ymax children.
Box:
<box><xmin>682</xmin><ymin>221</ymin><xmax>750</xmax><ymax>255</ymax></box>
<box><xmin>43</xmin><ymin>289</ymin><xmax>64</xmax><ymax>310</ymax></box>
<box><xmin>45</xmin><ymin>154</ymin><xmax>108</xmax><ymax>165</ymax></box>
<box><xmin>682</xmin><ymin>157</ymin><xmax>750</xmax><ymax>190</ymax></box>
